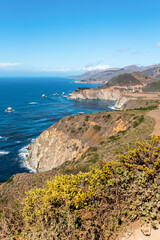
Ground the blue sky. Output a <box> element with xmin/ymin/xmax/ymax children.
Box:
<box><xmin>0</xmin><ymin>0</ymin><xmax>160</xmax><ymax>76</ymax></box>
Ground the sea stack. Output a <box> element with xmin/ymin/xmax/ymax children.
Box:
<box><xmin>6</xmin><ymin>107</ymin><xmax>13</xmax><ymax>112</ymax></box>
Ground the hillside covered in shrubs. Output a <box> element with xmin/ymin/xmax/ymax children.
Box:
<box><xmin>1</xmin><ymin>135</ymin><xmax>160</xmax><ymax>239</ymax></box>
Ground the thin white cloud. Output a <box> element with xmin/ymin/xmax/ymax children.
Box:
<box><xmin>40</xmin><ymin>68</ymin><xmax>71</xmax><ymax>72</ymax></box>
<box><xmin>156</xmin><ymin>42</ymin><xmax>160</xmax><ymax>47</ymax></box>
<box><xmin>0</xmin><ymin>62</ymin><xmax>21</xmax><ymax>67</ymax></box>
<box><xmin>39</xmin><ymin>64</ymin><xmax>110</xmax><ymax>73</ymax></box>
<box><xmin>82</xmin><ymin>64</ymin><xmax>110</xmax><ymax>71</ymax></box>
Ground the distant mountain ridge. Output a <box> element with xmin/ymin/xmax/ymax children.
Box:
<box><xmin>100</xmin><ymin>72</ymin><xmax>158</xmax><ymax>88</ymax></box>
<box><xmin>142</xmin><ymin>67</ymin><xmax>160</xmax><ymax>79</ymax></box>
<box><xmin>73</xmin><ymin>64</ymin><xmax>160</xmax><ymax>84</ymax></box>
<box><xmin>69</xmin><ymin>71</ymin><xmax>160</xmax><ymax>108</ymax></box>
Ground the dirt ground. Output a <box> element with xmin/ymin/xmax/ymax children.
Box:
<box><xmin>147</xmin><ymin>105</ymin><xmax>160</xmax><ymax>135</ymax></box>
<box><xmin>119</xmin><ymin>107</ymin><xmax>160</xmax><ymax>240</ymax></box>
<box><xmin>119</xmin><ymin>221</ymin><xmax>160</xmax><ymax>240</ymax></box>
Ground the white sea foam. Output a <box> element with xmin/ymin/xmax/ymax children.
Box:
<box><xmin>0</xmin><ymin>151</ymin><xmax>9</xmax><ymax>155</ymax></box>
<box><xmin>78</xmin><ymin>112</ymin><xmax>85</xmax><ymax>114</ymax></box>
<box><xmin>18</xmin><ymin>144</ymin><xmax>30</xmax><ymax>160</ymax></box>
<box><xmin>5</xmin><ymin>109</ymin><xmax>15</xmax><ymax>112</ymax></box>
<box><xmin>18</xmin><ymin>143</ymin><xmax>36</xmax><ymax>173</ymax></box>
<box><xmin>108</xmin><ymin>105</ymin><xmax>118</xmax><ymax>110</ymax></box>
<box><xmin>0</xmin><ymin>136</ymin><xmax>9</xmax><ymax>141</ymax></box>
<box><xmin>28</xmin><ymin>102</ymin><xmax>38</xmax><ymax>105</ymax></box>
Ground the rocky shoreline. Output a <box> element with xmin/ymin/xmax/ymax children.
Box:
<box><xmin>68</xmin><ymin>87</ymin><xmax>132</xmax><ymax>109</ymax></box>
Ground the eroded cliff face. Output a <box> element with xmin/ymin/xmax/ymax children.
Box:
<box><xmin>69</xmin><ymin>88</ymin><xmax>122</xmax><ymax>101</ymax></box>
<box><xmin>115</xmin><ymin>96</ymin><xmax>131</xmax><ymax>109</ymax></box>
<box><xmin>28</xmin><ymin>126</ymin><xmax>84</xmax><ymax>172</ymax></box>
<box><xmin>69</xmin><ymin>87</ymin><xmax>131</xmax><ymax>109</ymax></box>
<box><xmin>27</xmin><ymin>111</ymin><xmax>140</xmax><ymax>172</ymax></box>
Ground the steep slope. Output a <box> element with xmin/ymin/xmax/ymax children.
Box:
<box><xmin>107</xmin><ymin>73</ymin><xmax>142</xmax><ymax>86</ymax></box>
<box><xmin>0</xmin><ymin>108</ymin><xmax>157</xmax><ymax>239</ymax></box>
<box><xmin>27</xmin><ymin>109</ymin><xmax>155</xmax><ymax>172</ymax></box>
<box><xmin>142</xmin><ymin>67</ymin><xmax>160</xmax><ymax>79</ymax></box>
<box><xmin>105</xmin><ymin>72</ymin><xmax>158</xmax><ymax>87</ymax></box>
<box><xmin>143</xmin><ymin>80</ymin><xmax>160</xmax><ymax>92</ymax></box>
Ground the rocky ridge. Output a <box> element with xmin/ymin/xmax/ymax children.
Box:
<box><xmin>73</xmin><ymin>64</ymin><xmax>160</xmax><ymax>84</ymax></box>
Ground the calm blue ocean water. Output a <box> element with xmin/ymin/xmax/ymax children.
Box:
<box><xmin>0</xmin><ymin>77</ymin><xmax>115</xmax><ymax>182</ymax></box>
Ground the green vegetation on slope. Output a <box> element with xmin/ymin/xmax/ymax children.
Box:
<box><xmin>122</xmin><ymin>99</ymin><xmax>159</xmax><ymax>111</ymax></box>
<box><xmin>107</xmin><ymin>73</ymin><xmax>142</xmax><ymax>87</ymax></box>
<box><xmin>143</xmin><ymin>80</ymin><xmax>160</xmax><ymax>92</ymax></box>
<box><xmin>6</xmin><ymin>136</ymin><xmax>160</xmax><ymax>239</ymax></box>
<box><xmin>0</xmin><ymin>108</ymin><xmax>157</xmax><ymax>239</ymax></box>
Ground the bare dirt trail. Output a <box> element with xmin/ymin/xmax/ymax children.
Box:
<box><xmin>119</xmin><ymin>108</ymin><xmax>160</xmax><ymax>240</ymax></box>
<box><xmin>146</xmin><ymin>106</ymin><xmax>160</xmax><ymax>135</ymax></box>
<box><xmin>119</xmin><ymin>222</ymin><xmax>160</xmax><ymax>240</ymax></box>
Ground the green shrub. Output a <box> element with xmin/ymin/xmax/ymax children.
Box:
<box><xmin>88</xmin><ymin>147</ymin><xmax>98</xmax><ymax>152</ymax></box>
<box><xmin>71</xmin><ymin>129</ymin><xmax>75</xmax><ymax>133</ymax></box>
<box><xmin>85</xmin><ymin>115</ymin><xmax>90</xmax><ymax>121</ymax></box>
<box><xmin>68</xmin><ymin>116</ymin><xmax>74</xmax><ymax>120</ymax></box>
<box><xmin>133</xmin><ymin>121</ymin><xmax>139</xmax><ymax>128</ymax></box>
<box><xmin>6</xmin><ymin>176</ymin><xmax>14</xmax><ymax>184</ymax></box>
<box><xmin>93</xmin><ymin>125</ymin><xmax>101</xmax><ymax>131</ymax></box>
<box><xmin>103</xmin><ymin>114</ymin><xmax>111</xmax><ymax>121</ymax></box>
<box><xmin>118</xmin><ymin>130</ymin><xmax>127</xmax><ymax>135</ymax></box>
<box><xmin>109</xmin><ymin>135</ymin><xmax>120</xmax><ymax>141</ymax></box>
<box><xmin>88</xmin><ymin>153</ymin><xmax>99</xmax><ymax>163</ymax></box>
<box><xmin>133</xmin><ymin>105</ymin><xmax>158</xmax><ymax>111</ymax></box>
<box><xmin>139</xmin><ymin>116</ymin><xmax>145</xmax><ymax>123</ymax></box>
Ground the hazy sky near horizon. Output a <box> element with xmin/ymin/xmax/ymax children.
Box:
<box><xmin>0</xmin><ymin>0</ymin><xmax>160</xmax><ymax>76</ymax></box>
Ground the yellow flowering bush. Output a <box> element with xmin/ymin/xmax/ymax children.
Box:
<box><xmin>21</xmin><ymin>136</ymin><xmax>160</xmax><ymax>239</ymax></box>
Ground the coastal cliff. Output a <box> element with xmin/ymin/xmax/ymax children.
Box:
<box><xmin>0</xmin><ymin>108</ymin><xmax>157</xmax><ymax>239</ymax></box>
<box><xmin>28</xmin><ymin>119</ymin><xmax>84</xmax><ymax>172</ymax></box>
<box><xmin>69</xmin><ymin>86</ymin><xmax>130</xmax><ymax>109</ymax></box>
<box><xmin>69</xmin><ymin>87</ymin><xmax>122</xmax><ymax>101</ymax></box>
<box><xmin>69</xmin><ymin>72</ymin><xmax>159</xmax><ymax>109</ymax></box>
<box><xmin>27</xmin><ymin>109</ymin><xmax>155</xmax><ymax>173</ymax></box>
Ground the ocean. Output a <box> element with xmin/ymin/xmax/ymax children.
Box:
<box><xmin>0</xmin><ymin>77</ymin><xmax>115</xmax><ymax>183</ymax></box>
